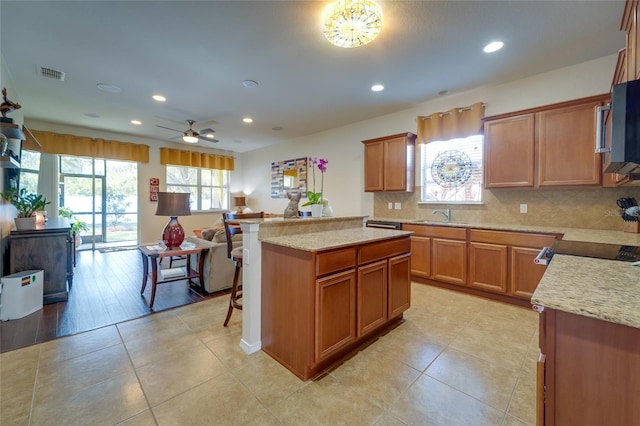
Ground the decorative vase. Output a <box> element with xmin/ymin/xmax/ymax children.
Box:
<box><xmin>310</xmin><ymin>204</ymin><xmax>324</xmax><ymax>218</ymax></box>
<box><xmin>15</xmin><ymin>217</ymin><xmax>37</xmax><ymax>230</ymax></box>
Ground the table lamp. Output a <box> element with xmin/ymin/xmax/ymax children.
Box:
<box><xmin>155</xmin><ymin>192</ymin><xmax>191</xmax><ymax>249</ymax></box>
<box><xmin>233</xmin><ymin>196</ymin><xmax>246</xmax><ymax>213</ymax></box>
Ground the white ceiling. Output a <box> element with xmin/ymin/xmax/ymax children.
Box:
<box><xmin>0</xmin><ymin>1</ymin><xmax>627</xmax><ymax>153</ymax></box>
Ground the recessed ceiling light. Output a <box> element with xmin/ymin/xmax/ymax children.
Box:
<box><xmin>483</xmin><ymin>41</ymin><xmax>504</xmax><ymax>53</ymax></box>
<box><xmin>152</xmin><ymin>94</ymin><xmax>167</xmax><ymax>102</ymax></box>
<box><xmin>272</xmin><ymin>126</ymin><xmax>283</xmax><ymax>131</ymax></box>
<box><xmin>242</xmin><ymin>80</ymin><xmax>259</xmax><ymax>88</ymax></box>
<box><xmin>131</xmin><ymin>120</ymin><xmax>142</xmax><ymax>125</ymax></box>
<box><xmin>243</xmin><ymin>117</ymin><xmax>253</xmax><ymax>124</ymax></box>
<box><xmin>96</xmin><ymin>83</ymin><xmax>121</xmax><ymax>93</ymax></box>
<box><xmin>371</xmin><ymin>84</ymin><xmax>384</xmax><ymax>92</ymax></box>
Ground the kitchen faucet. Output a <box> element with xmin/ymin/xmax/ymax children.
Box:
<box><xmin>432</xmin><ymin>208</ymin><xmax>451</xmax><ymax>222</ymax></box>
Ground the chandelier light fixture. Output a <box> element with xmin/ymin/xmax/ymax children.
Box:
<box><xmin>322</xmin><ymin>0</ymin><xmax>383</xmax><ymax>48</ymax></box>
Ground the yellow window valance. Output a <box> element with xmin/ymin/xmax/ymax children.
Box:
<box><xmin>24</xmin><ymin>130</ymin><xmax>149</xmax><ymax>163</ymax></box>
<box><xmin>417</xmin><ymin>102</ymin><xmax>486</xmax><ymax>144</ymax></box>
<box><xmin>159</xmin><ymin>147</ymin><xmax>235</xmax><ymax>171</ymax></box>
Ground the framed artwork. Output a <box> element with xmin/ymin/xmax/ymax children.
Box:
<box><xmin>149</xmin><ymin>177</ymin><xmax>159</xmax><ymax>202</ymax></box>
<box><xmin>271</xmin><ymin>157</ymin><xmax>307</xmax><ymax>198</ymax></box>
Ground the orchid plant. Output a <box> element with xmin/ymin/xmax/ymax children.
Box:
<box><xmin>302</xmin><ymin>157</ymin><xmax>328</xmax><ymax>206</ymax></box>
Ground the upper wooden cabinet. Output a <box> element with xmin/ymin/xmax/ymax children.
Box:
<box><xmin>484</xmin><ymin>95</ymin><xmax>608</xmax><ymax>189</ymax></box>
<box><xmin>621</xmin><ymin>0</ymin><xmax>639</xmax><ymax>83</ymax></box>
<box><xmin>362</xmin><ymin>132</ymin><xmax>416</xmax><ymax>192</ymax></box>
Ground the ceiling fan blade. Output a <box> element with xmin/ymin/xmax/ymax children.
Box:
<box><xmin>198</xmin><ymin>135</ymin><xmax>219</xmax><ymax>143</ymax></box>
<box><xmin>156</xmin><ymin>124</ymin><xmax>182</xmax><ymax>133</ymax></box>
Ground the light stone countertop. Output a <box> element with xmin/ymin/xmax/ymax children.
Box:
<box><xmin>260</xmin><ymin>227</ymin><xmax>412</xmax><ymax>252</ymax></box>
<box><xmin>531</xmin><ymin>255</ymin><xmax>640</xmax><ymax>329</ymax></box>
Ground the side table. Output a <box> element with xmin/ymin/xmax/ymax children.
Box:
<box><xmin>138</xmin><ymin>243</ymin><xmax>209</xmax><ymax>309</ymax></box>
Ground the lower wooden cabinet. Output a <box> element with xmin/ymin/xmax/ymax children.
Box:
<box><xmin>538</xmin><ymin>308</ymin><xmax>640</xmax><ymax>425</ymax></box>
<box><xmin>262</xmin><ymin>235</ymin><xmax>411</xmax><ymax>380</ymax></box>
<box><xmin>388</xmin><ymin>253</ymin><xmax>411</xmax><ymax>319</ymax></box>
<box><xmin>403</xmin><ymin>223</ymin><xmax>560</xmax><ymax>304</ymax></box>
<box><xmin>469</xmin><ymin>242</ymin><xmax>508</xmax><ymax>293</ymax></box>
<box><xmin>357</xmin><ymin>260</ymin><xmax>387</xmax><ymax>338</ymax></box>
<box><xmin>432</xmin><ymin>238</ymin><xmax>467</xmax><ymax>286</ymax></box>
<box><xmin>316</xmin><ymin>270</ymin><xmax>357</xmax><ymax>361</ymax></box>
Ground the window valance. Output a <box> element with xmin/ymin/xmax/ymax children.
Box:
<box><xmin>159</xmin><ymin>147</ymin><xmax>235</xmax><ymax>171</ymax></box>
<box><xmin>417</xmin><ymin>102</ymin><xmax>486</xmax><ymax>144</ymax></box>
<box><xmin>24</xmin><ymin>130</ymin><xmax>149</xmax><ymax>163</ymax></box>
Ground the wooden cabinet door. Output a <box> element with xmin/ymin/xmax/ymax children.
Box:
<box><xmin>388</xmin><ymin>253</ymin><xmax>411</xmax><ymax>319</ymax></box>
<box><xmin>315</xmin><ymin>269</ymin><xmax>357</xmax><ymax>362</ymax></box>
<box><xmin>484</xmin><ymin>115</ymin><xmax>535</xmax><ymax>188</ymax></box>
<box><xmin>537</xmin><ymin>101</ymin><xmax>602</xmax><ymax>186</ymax></box>
<box><xmin>357</xmin><ymin>260</ymin><xmax>387</xmax><ymax>337</ymax></box>
<box><xmin>431</xmin><ymin>238</ymin><xmax>467</xmax><ymax>286</ymax></box>
<box><xmin>510</xmin><ymin>247</ymin><xmax>548</xmax><ymax>299</ymax></box>
<box><xmin>469</xmin><ymin>242</ymin><xmax>508</xmax><ymax>294</ymax></box>
<box><xmin>383</xmin><ymin>136</ymin><xmax>410</xmax><ymax>191</ymax></box>
<box><xmin>363</xmin><ymin>140</ymin><xmax>384</xmax><ymax>192</ymax></box>
<box><xmin>409</xmin><ymin>236</ymin><xmax>431</xmax><ymax>278</ymax></box>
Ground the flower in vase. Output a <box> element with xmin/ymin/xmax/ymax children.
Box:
<box><xmin>303</xmin><ymin>157</ymin><xmax>328</xmax><ymax>206</ymax></box>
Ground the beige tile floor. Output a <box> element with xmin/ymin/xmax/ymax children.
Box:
<box><xmin>0</xmin><ymin>283</ymin><xmax>539</xmax><ymax>425</ymax></box>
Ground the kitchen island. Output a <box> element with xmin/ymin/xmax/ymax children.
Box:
<box><xmin>260</xmin><ymin>227</ymin><xmax>412</xmax><ymax>380</ymax></box>
<box><xmin>531</xmin><ymin>255</ymin><xmax>640</xmax><ymax>425</ymax></box>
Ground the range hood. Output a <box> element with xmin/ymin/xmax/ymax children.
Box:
<box><xmin>604</xmin><ymin>78</ymin><xmax>640</xmax><ymax>175</ymax></box>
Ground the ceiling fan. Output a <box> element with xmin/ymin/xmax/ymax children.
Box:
<box><xmin>156</xmin><ymin>119</ymin><xmax>219</xmax><ymax>143</ymax></box>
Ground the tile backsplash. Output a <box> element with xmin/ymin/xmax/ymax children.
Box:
<box><xmin>374</xmin><ymin>186</ymin><xmax>640</xmax><ymax>231</ymax></box>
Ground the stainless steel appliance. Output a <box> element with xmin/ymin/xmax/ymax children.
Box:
<box><xmin>596</xmin><ymin>78</ymin><xmax>640</xmax><ymax>175</ymax></box>
<box><xmin>535</xmin><ymin>239</ymin><xmax>640</xmax><ymax>265</ymax></box>
<box><xmin>365</xmin><ymin>220</ymin><xmax>402</xmax><ymax>230</ymax></box>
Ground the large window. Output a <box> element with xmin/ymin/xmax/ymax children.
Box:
<box><xmin>420</xmin><ymin>134</ymin><xmax>483</xmax><ymax>204</ymax></box>
<box><xmin>18</xmin><ymin>150</ymin><xmax>41</xmax><ymax>193</ymax></box>
<box><xmin>166</xmin><ymin>166</ymin><xmax>230</xmax><ymax>211</ymax></box>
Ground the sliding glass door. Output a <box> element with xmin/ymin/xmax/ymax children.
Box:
<box><xmin>59</xmin><ymin>156</ymin><xmax>138</xmax><ymax>249</ymax></box>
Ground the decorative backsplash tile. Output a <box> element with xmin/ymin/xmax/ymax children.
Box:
<box><xmin>374</xmin><ymin>187</ymin><xmax>640</xmax><ymax>231</ymax></box>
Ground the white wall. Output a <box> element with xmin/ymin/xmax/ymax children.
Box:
<box><xmin>239</xmin><ymin>54</ymin><xmax>618</xmax><ymax>216</ymax></box>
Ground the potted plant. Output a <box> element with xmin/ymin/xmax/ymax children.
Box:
<box><xmin>301</xmin><ymin>157</ymin><xmax>329</xmax><ymax>217</ymax></box>
<box><xmin>59</xmin><ymin>206</ymin><xmax>89</xmax><ymax>246</ymax></box>
<box><xmin>1</xmin><ymin>188</ymin><xmax>50</xmax><ymax>230</ymax></box>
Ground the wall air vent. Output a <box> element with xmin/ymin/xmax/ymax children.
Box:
<box><xmin>39</xmin><ymin>66</ymin><xmax>65</xmax><ymax>81</ymax></box>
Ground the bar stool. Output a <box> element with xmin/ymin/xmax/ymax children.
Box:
<box><xmin>222</xmin><ymin>211</ymin><xmax>264</xmax><ymax>327</ymax></box>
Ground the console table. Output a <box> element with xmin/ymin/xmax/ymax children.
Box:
<box><xmin>9</xmin><ymin>218</ymin><xmax>73</xmax><ymax>304</ymax></box>
<box><xmin>138</xmin><ymin>243</ymin><xmax>208</xmax><ymax>309</ymax></box>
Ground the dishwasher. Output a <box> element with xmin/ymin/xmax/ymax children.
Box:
<box><xmin>365</xmin><ymin>220</ymin><xmax>402</xmax><ymax>230</ymax></box>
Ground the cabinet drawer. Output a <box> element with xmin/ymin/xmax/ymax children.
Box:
<box><xmin>316</xmin><ymin>247</ymin><xmax>357</xmax><ymax>277</ymax></box>
<box><xmin>469</xmin><ymin>229</ymin><xmax>559</xmax><ymax>248</ymax></box>
<box><xmin>402</xmin><ymin>224</ymin><xmax>466</xmax><ymax>240</ymax></box>
<box><xmin>359</xmin><ymin>237</ymin><xmax>410</xmax><ymax>265</ymax></box>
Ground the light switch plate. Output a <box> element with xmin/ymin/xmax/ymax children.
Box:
<box><xmin>394</xmin><ymin>202</ymin><xmax>401</xmax><ymax>210</ymax></box>
<box><xmin>520</xmin><ymin>204</ymin><xmax>527</xmax><ymax>214</ymax></box>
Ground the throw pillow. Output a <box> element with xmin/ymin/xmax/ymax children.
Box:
<box><xmin>193</xmin><ymin>228</ymin><xmax>203</xmax><ymax>238</ymax></box>
<box><xmin>201</xmin><ymin>228</ymin><xmax>217</xmax><ymax>241</ymax></box>
<box><xmin>213</xmin><ymin>229</ymin><xmax>227</xmax><ymax>243</ymax></box>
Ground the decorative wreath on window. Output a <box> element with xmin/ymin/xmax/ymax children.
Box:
<box><xmin>430</xmin><ymin>150</ymin><xmax>473</xmax><ymax>188</ymax></box>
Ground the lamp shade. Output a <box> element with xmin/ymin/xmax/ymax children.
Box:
<box><xmin>155</xmin><ymin>192</ymin><xmax>191</xmax><ymax>217</ymax></box>
<box><xmin>233</xmin><ymin>196</ymin><xmax>246</xmax><ymax>207</ymax></box>
<box><xmin>155</xmin><ymin>192</ymin><xmax>191</xmax><ymax>249</ymax></box>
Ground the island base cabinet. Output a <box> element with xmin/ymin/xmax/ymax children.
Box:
<box><xmin>262</xmin><ymin>236</ymin><xmax>410</xmax><ymax>381</ymax></box>
<box><xmin>539</xmin><ymin>308</ymin><xmax>640</xmax><ymax>425</ymax></box>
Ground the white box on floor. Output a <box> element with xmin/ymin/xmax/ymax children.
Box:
<box><xmin>0</xmin><ymin>270</ymin><xmax>44</xmax><ymax>321</ymax></box>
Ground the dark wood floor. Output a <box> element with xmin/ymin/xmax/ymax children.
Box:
<box><xmin>0</xmin><ymin>248</ymin><xmax>228</xmax><ymax>353</ymax></box>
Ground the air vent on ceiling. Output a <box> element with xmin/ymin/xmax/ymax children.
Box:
<box><xmin>39</xmin><ymin>66</ymin><xmax>65</xmax><ymax>81</ymax></box>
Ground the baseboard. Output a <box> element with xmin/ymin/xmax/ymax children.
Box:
<box><xmin>240</xmin><ymin>338</ymin><xmax>261</xmax><ymax>355</ymax></box>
